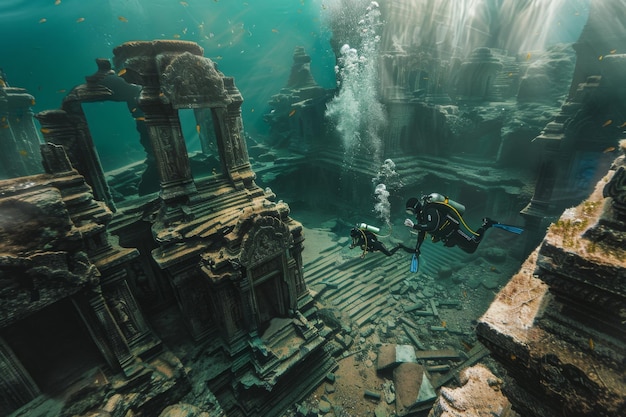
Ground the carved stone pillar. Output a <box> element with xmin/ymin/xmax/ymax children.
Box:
<box><xmin>212</xmin><ymin>77</ymin><xmax>254</xmax><ymax>188</ymax></box>
<box><xmin>5</xmin><ymin>89</ymin><xmax>42</xmax><ymax>175</ymax></box>
<box><xmin>40</xmin><ymin>142</ymin><xmax>74</xmax><ymax>175</ymax></box>
<box><xmin>0</xmin><ymin>88</ymin><xmax>42</xmax><ymax>178</ymax></box>
<box><xmin>36</xmin><ymin>109</ymin><xmax>115</xmax><ymax>211</ymax></box>
<box><xmin>101</xmin><ymin>268</ymin><xmax>161</xmax><ymax>357</ymax></box>
<box><xmin>73</xmin><ymin>290</ymin><xmax>139</xmax><ymax>377</ymax></box>
<box><xmin>0</xmin><ymin>337</ymin><xmax>40</xmax><ymax>416</ymax></box>
<box><xmin>113</xmin><ymin>41</ymin><xmax>200</xmax><ymax>203</ymax></box>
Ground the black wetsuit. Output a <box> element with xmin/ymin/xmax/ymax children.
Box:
<box><xmin>409</xmin><ymin>202</ymin><xmax>490</xmax><ymax>254</ymax></box>
<box><xmin>350</xmin><ymin>228</ymin><xmax>412</xmax><ymax>257</ymax></box>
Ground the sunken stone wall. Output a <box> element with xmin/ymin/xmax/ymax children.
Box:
<box><xmin>477</xmin><ymin>140</ymin><xmax>626</xmax><ymax>417</ymax></box>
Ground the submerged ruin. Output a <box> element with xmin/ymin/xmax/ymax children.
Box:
<box><xmin>0</xmin><ymin>1</ymin><xmax>625</xmax><ymax>416</ymax></box>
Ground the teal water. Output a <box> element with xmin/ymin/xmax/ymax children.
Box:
<box><xmin>0</xmin><ymin>0</ymin><xmax>337</xmax><ymax>168</ymax></box>
<box><xmin>0</xmin><ymin>0</ymin><xmax>593</xmax><ymax>171</ymax></box>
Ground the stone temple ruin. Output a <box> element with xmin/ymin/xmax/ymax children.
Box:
<box><xmin>1</xmin><ymin>1</ymin><xmax>625</xmax><ymax>416</ymax></box>
<box><xmin>1</xmin><ymin>40</ymin><xmax>335</xmax><ymax>417</ymax></box>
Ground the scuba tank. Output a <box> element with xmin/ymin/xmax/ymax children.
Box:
<box><xmin>424</xmin><ymin>193</ymin><xmax>466</xmax><ymax>215</ymax></box>
<box><xmin>357</xmin><ymin>223</ymin><xmax>380</xmax><ymax>233</ymax></box>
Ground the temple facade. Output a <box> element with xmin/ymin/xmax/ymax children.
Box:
<box><xmin>1</xmin><ymin>40</ymin><xmax>335</xmax><ymax>417</ymax></box>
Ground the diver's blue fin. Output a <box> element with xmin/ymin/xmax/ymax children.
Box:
<box><xmin>493</xmin><ymin>223</ymin><xmax>524</xmax><ymax>234</ymax></box>
<box><xmin>410</xmin><ymin>253</ymin><xmax>419</xmax><ymax>273</ymax></box>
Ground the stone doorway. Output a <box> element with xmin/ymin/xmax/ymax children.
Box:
<box><xmin>250</xmin><ymin>256</ymin><xmax>288</xmax><ymax>333</ymax></box>
<box><xmin>1</xmin><ymin>299</ymin><xmax>104</xmax><ymax>395</ymax></box>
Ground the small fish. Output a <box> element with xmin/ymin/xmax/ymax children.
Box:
<box><xmin>441</xmin><ymin>320</ymin><xmax>447</xmax><ymax>327</ymax></box>
<box><xmin>117</xmin><ymin>68</ymin><xmax>127</xmax><ymax>76</ymax></box>
<box><xmin>196</xmin><ymin>124</ymin><xmax>201</xmax><ymax>134</ymax></box>
<box><xmin>602</xmin><ymin>119</ymin><xmax>613</xmax><ymax>127</ymax></box>
<box><xmin>118</xmin><ymin>16</ymin><xmax>128</xmax><ymax>23</ymax></box>
<box><xmin>462</xmin><ymin>290</ymin><xmax>467</xmax><ymax>298</ymax></box>
<box><xmin>214</xmin><ymin>56</ymin><xmax>223</xmax><ymax>60</ymax></box>
<box><xmin>288</xmin><ymin>109</ymin><xmax>296</xmax><ymax>117</ymax></box>
<box><xmin>599</xmin><ymin>55</ymin><xmax>604</xmax><ymax>61</ymax></box>
<box><xmin>251</xmin><ymin>108</ymin><xmax>255</xmax><ymax>112</ymax></box>
<box><xmin>40</xmin><ymin>128</ymin><xmax>51</xmax><ymax>134</ymax></box>
<box><xmin>620</xmin><ymin>122</ymin><xmax>626</xmax><ymax>128</ymax></box>
<box><xmin>510</xmin><ymin>354</ymin><xmax>516</xmax><ymax>361</ymax></box>
<box><xmin>19</xmin><ymin>150</ymin><xmax>28</xmax><ymax>156</ymax></box>
<box><xmin>610</xmin><ymin>49</ymin><xmax>617</xmax><ymax>54</ymax></box>
<box><xmin>460</xmin><ymin>341</ymin><xmax>472</xmax><ymax>351</ymax></box>
<box><xmin>603</xmin><ymin>147</ymin><xmax>616</xmax><ymax>153</ymax></box>
<box><xmin>30</xmin><ymin>99</ymin><xmax>36</xmax><ymax>106</ymax></box>
<box><xmin>56</xmin><ymin>89</ymin><xmax>66</xmax><ymax>93</ymax></box>
<box><xmin>135</xmin><ymin>116</ymin><xmax>146</xmax><ymax>121</ymax></box>
<box><xmin>173</xmin><ymin>34</ymin><xmax>181</xmax><ymax>39</ymax></box>
<box><xmin>589</xmin><ymin>338</ymin><xmax>594</xmax><ymax>350</ymax></box>
<box><xmin>39</xmin><ymin>18</ymin><xmax>47</xmax><ymax>24</ymax></box>
<box><xmin>180</xmin><ymin>1</ymin><xmax>188</xmax><ymax>6</ymax></box>
<box><xmin>1</xmin><ymin>125</ymin><xmax>9</xmax><ymax>129</ymax></box>
<box><xmin>526</xmin><ymin>52</ymin><xmax>531</xmax><ymax>61</ymax></box>
<box><xmin>55</xmin><ymin>0</ymin><xmax>61</xmax><ymax>5</ymax></box>
<box><xmin>131</xmin><ymin>107</ymin><xmax>137</xmax><ymax>113</ymax></box>
<box><xmin>76</xmin><ymin>17</ymin><xmax>85</xmax><ymax>23</ymax></box>
<box><xmin>272</xmin><ymin>28</ymin><xmax>279</xmax><ymax>33</ymax></box>
<box><xmin>508</xmin><ymin>72</ymin><xmax>513</xmax><ymax>77</ymax></box>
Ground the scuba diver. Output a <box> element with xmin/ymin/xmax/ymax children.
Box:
<box><xmin>350</xmin><ymin>224</ymin><xmax>413</xmax><ymax>258</ymax></box>
<box><xmin>404</xmin><ymin>193</ymin><xmax>523</xmax><ymax>272</ymax></box>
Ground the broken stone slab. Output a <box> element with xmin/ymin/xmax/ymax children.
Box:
<box><xmin>438</xmin><ymin>300</ymin><xmax>461</xmax><ymax>309</ymax></box>
<box><xmin>318</xmin><ymin>399</ymin><xmax>332</xmax><ymax>414</ymax></box>
<box><xmin>364</xmin><ymin>389</ymin><xmax>382</xmax><ymax>401</ymax></box>
<box><xmin>414</xmin><ymin>349</ymin><xmax>461</xmax><ymax>361</ymax></box>
<box><xmin>377</xmin><ymin>344</ymin><xmax>417</xmax><ymax>371</ymax></box>
<box><xmin>426</xmin><ymin>364</ymin><xmax>451</xmax><ymax>373</ymax></box>
<box><xmin>393</xmin><ymin>362</ymin><xmax>437</xmax><ymax>417</ymax></box>
<box><xmin>319</xmin><ymin>280</ymin><xmax>338</xmax><ymax>289</ymax></box>
<box><xmin>406</xmin><ymin>308</ymin><xmax>434</xmax><ymax>316</ymax></box>
<box><xmin>398</xmin><ymin>316</ymin><xmax>420</xmax><ymax>330</ymax></box>
<box><xmin>401</xmin><ymin>324</ymin><xmax>426</xmax><ymax>351</ymax></box>
<box><xmin>430</xmin><ymin>325</ymin><xmax>447</xmax><ymax>332</ymax></box>
<box><xmin>403</xmin><ymin>302</ymin><xmax>427</xmax><ymax>312</ymax></box>
<box><xmin>430</xmin><ymin>299</ymin><xmax>439</xmax><ymax>317</ymax></box>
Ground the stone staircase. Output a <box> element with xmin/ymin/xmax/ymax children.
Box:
<box><xmin>303</xmin><ymin>232</ymin><xmax>467</xmax><ymax>327</ymax></box>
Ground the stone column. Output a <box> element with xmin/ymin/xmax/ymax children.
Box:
<box><xmin>36</xmin><ymin>109</ymin><xmax>115</xmax><ymax>211</ymax></box>
<box><xmin>0</xmin><ymin>337</ymin><xmax>40</xmax><ymax>416</ymax></box>
<box><xmin>0</xmin><ymin>88</ymin><xmax>42</xmax><ymax>178</ymax></box>
<box><xmin>101</xmin><ymin>268</ymin><xmax>161</xmax><ymax>357</ymax></box>
<box><xmin>73</xmin><ymin>290</ymin><xmax>139</xmax><ymax>377</ymax></box>
<box><xmin>216</xmin><ymin>77</ymin><xmax>254</xmax><ymax>187</ymax></box>
<box><xmin>113</xmin><ymin>41</ymin><xmax>198</xmax><ymax>203</ymax></box>
<box><xmin>5</xmin><ymin>89</ymin><xmax>42</xmax><ymax>175</ymax></box>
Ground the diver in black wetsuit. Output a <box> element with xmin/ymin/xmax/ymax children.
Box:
<box><xmin>403</xmin><ymin>194</ymin><xmax>497</xmax><ymax>255</ymax></box>
<box><xmin>349</xmin><ymin>227</ymin><xmax>413</xmax><ymax>257</ymax></box>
